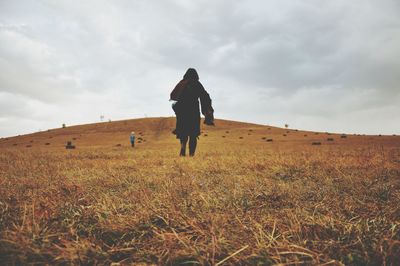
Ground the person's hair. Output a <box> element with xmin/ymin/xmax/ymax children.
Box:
<box><xmin>183</xmin><ymin>68</ymin><xmax>199</xmax><ymax>81</ymax></box>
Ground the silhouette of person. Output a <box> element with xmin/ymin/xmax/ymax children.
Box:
<box><xmin>170</xmin><ymin>68</ymin><xmax>214</xmax><ymax>156</ymax></box>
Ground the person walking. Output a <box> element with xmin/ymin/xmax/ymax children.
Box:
<box><xmin>170</xmin><ymin>68</ymin><xmax>214</xmax><ymax>156</ymax></box>
<box><xmin>130</xmin><ymin>132</ymin><xmax>135</xmax><ymax>147</ymax></box>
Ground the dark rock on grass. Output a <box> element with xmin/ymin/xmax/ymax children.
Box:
<box><xmin>266</xmin><ymin>139</ymin><xmax>273</xmax><ymax>142</ymax></box>
<box><xmin>312</xmin><ymin>142</ymin><xmax>321</xmax><ymax>145</ymax></box>
<box><xmin>222</xmin><ymin>136</ymin><xmax>226</xmax><ymax>138</ymax></box>
<box><xmin>327</xmin><ymin>138</ymin><xmax>334</xmax><ymax>141</ymax></box>
<box><xmin>239</xmin><ymin>137</ymin><xmax>243</xmax><ymax>139</ymax></box>
<box><xmin>13</xmin><ymin>143</ymin><xmax>18</xmax><ymax>146</ymax></box>
<box><xmin>45</xmin><ymin>143</ymin><xmax>50</xmax><ymax>145</ymax></box>
<box><xmin>66</xmin><ymin>141</ymin><xmax>75</xmax><ymax>149</ymax></box>
<box><xmin>115</xmin><ymin>144</ymin><xmax>122</xmax><ymax>147</ymax></box>
<box><xmin>304</xmin><ymin>134</ymin><xmax>308</xmax><ymax>137</ymax></box>
<box><xmin>341</xmin><ymin>135</ymin><xmax>347</xmax><ymax>138</ymax></box>
<box><xmin>204</xmin><ymin>134</ymin><xmax>208</xmax><ymax>137</ymax></box>
<box><xmin>26</xmin><ymin>145</ymin><xmax>32</xmax><ymax>148</ymax></box>
<box><xmin>262</xmin><ymin>137</ymin><xmax>266</xmax><ymax>140</ymax></box>
<box><xmin>283</xmin><ymin>134</ymin><xmax>287</xmax><ymax>137</ymax></box>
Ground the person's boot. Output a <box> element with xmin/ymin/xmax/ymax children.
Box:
<box><xmin>189</xmin><ymin>137</ymin><xmax>197</xmax><ymax>156</ymax></box>
<box><xmin>180</xmin><ymin>148</ymin><xmax>186</xmax><ymax>156</ymax></box>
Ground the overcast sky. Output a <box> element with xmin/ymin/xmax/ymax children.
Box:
<box><xmin>1</xmin><ymin>0</ymin><xmax>399</xmax><ymax>137</ymax></box>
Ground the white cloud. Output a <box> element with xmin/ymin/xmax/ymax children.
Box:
<box><xmin>0</xmin><ymin>0</ymin><xmax>399</xmax><ymax>137</ymax></box>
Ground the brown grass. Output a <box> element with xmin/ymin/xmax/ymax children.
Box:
<box><xmin>0</xmin><ymin>117</ymin><xmax>399</xmax><ymax>265</ymax></box>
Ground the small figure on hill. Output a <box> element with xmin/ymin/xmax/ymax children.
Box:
<box><xmin>130</xmin><ymin>132</ymin><xmax>135</xmax><ymax>147</ymax></box>
<box><xmin>170</xmin><ymin>68</ymin><xmax>214</xmax><ymax>157</ymax></box>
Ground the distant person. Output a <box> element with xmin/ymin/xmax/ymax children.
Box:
<box><xmin>170</xmin><ymin>68</ymin><xmax>214</xmax><ymax>156</ymax></box>
<box><xmin>130</xmin><ymin>132</ymin><xmax>135</xmax><ymax>147</ymax></box>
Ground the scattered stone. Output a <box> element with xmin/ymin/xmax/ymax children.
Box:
<box><xmin>327</xmin><ymin>138</ymin><xmax>334</xmax><ymax>141</ymax></box>
<box><xmin>283</xmin><ymin>134</ymin><xmax>287</xmax><ymax>137</ymax></box>
<box><xmin>315</xmin><ymin>133</ymin><xmax>319</xmax><ymax>135</ymax></box>
<box><xmin>45</xmin><ymin>143</ymin><xmax>50</xmax><ymax>145</ymax></box>
<box><xmin>262</xmin><ymin>137</ymin><xmax>266</xmax><ymax>140</ymax></box>
<box><xmin>312</xmin><ymin>142</ymin><xmax>321</xmax><ymax>145</ymax></box>
<box><xmin>26</xmin><ymin>145</ymin><xmax>32</xmax><ymax>148</ymax></box>
<box><xmin>239</xmin><ymin>137</ymin><xmax>243</xmax><ymax>139</ymax></box>
<box><xmin>266</xmin><ymin>139</ymin><xmax>273</xmax><ymax>142</ymax></box>
<box><xmin>304</xmin><ymin>134</ymin><xmax>308</xmax><ymax>137</ymax></box>
<box><xmin>225</xmin><ymin>131</ymin><xmax>229</xmax><ymax>133</ymax></box>
<box><xmin>341</xmin><ymin>135</ymin><xmax>347</xmax><ymax>139</ymax></box>
<box><xmin>13</xmin><ymin>143</ymin><xmax>18</xmax><ymax>146</ymax></box>
<box><xmin>204</xmin><ymin>134</ymin><xmax>208</xmax><ymax>137</ymax></box>
<box><xmin>30</xmin><ymin>140</ymin><xmax>34</xmax><ymax>143</ymax></box>
<box><xmin>268</xmin><ymin>128</ymin><xmax>271</xmax><ymax>130</ymax></box>
<box><xmin>138</xmin><ymin>140</ymin><xmax>142</xmax><ymax>143</ymax></box>
<box><xmin>66</xmin><ymin>141</ymin><xmax>75</xmax><ymax>149</ymax></box>
<box><xmin>72</xmin><ymin>137</ymin><xmax>77</xmax><ymax>140</ymax></box>
<box><xmin>248</xmin><ymin>133</ymin><xmax>251</xmax><ymax>135</ymax></box>
<box><xmin>115</xmin><ymin>144</ymin><xmax>122</xmax><ymax>147</ymax></box>
<box><xmin>222</xmin><ymin>136</ymin><xmax>226</xmax><ymax>138</ymax></box>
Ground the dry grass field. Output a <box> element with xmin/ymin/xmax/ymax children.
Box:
<box><xmin>0</xmin><ymin>117</ymin><xmax>399</xmax><ymax>265</ymax></box>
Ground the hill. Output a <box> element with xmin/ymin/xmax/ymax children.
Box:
<box><xmin>0</xmin><ymin>117</ymin><xmax>399</xmax><ymax>265</ymax></box>
<box><xmin>1</xmin><ymin>117</ymin><xmax>398</xmax><ymax>150</ymax></box>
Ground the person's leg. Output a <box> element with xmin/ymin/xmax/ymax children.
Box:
<box><xmin>180</xmin><ymin>136</ymin><xmax>188</xmax><ymax>156</ymax></box>
<box><xmin>189</xmin><ymin>135</ymin><xmax>197</xmax><ymax>156</ymax></box>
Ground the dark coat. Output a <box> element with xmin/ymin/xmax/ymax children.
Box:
<box><xmin>171</xmin><ymin>79</ymin><xmax>213</xmax><ymax>139</ymax></box>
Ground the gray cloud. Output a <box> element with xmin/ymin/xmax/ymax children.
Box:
<box><xmin>0</xmin><ymin>0</ymin><xmax>399</xmax><ymax>137</ymax></box>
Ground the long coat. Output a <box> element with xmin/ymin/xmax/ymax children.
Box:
<box><xmin>170</xmin><ymin>79</ymin><xmax>213</xmax><ymax>139</ymax></box>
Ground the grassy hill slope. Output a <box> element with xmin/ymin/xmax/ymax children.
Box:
<box><xmin>1</xmin><ymin>117</ymin><xmax>398</xmax><ymax>150</ymax></box>
<box><xmin>0</xmin><ymin>117</ymin><xmax>399</xmax><ymax>265</ymax></box>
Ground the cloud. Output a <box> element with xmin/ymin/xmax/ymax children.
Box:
<box><xmin>0</xmin><ymin>0</ymin><xmax>399</xmax><ymax>137</ymax></box>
